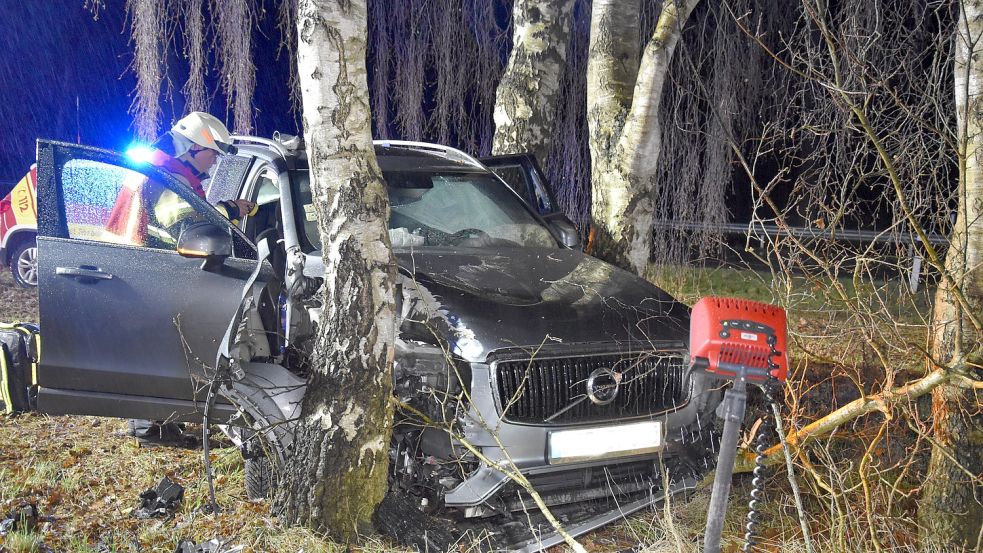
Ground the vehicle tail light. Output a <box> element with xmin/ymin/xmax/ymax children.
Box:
<box><xmin>689</xmin><ymin>297</ymin><xmax>788</xmax><ymax>382</ymax></box>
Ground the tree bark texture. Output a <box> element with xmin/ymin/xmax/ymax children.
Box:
<box><xmin>919</xmin><ymin>1</ymin><xmax>983</xmax><ymax>546</ymax></box>
<box><xmin>275</xmin><ymin>0</ymin><xmax>397</xmax><ymax>541</ymax></box>
<box><xmin>492</xmin><ymin>0</ymin><xmax>576</xmax><ymax>164</ymax></box>
<box><xmin>586</xmin><ymin>0</ymin><xmax>699</xmax><ymax>274</ymax></box>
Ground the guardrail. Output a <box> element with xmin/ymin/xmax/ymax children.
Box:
<box><xmin>651</xmin><ymin>219</ymin><xmax>950</xmax><ymax>292</ymax></box>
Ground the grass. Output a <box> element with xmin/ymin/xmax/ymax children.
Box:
<box><xmin>0</xmin><ymin>270</ymin><xmax>38</xmax><ymax>322</ymax></box>
<box><xmin>0</xmin><ymin>413</ymin><xmax>341</xmax><ymax>552</ymax></box>
<box><xmin>0</xmin><ymin>263</ymin><xmax>947</xmax><ymax>551</ymax></box>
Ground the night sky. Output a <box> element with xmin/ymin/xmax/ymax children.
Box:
<box><xmin>0</xmin><ymin>2</ymin><xmax>132</xmax><ymax>190</ymax></box>
<box><xmin>0</xmin><ymin>0</ymin><xmax>299</xmax><ymax>194</ymax></box>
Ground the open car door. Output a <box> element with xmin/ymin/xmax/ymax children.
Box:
<box><xmin>482</xmin><ymin>153</ymin><xmax>582</xmax><ymax>249</ymax></box>
<box><xmin>480</xmin><ymin>153</ymin><xmax>558</xmax><ymax>215</ymax></box>
<box><xmin>33</xmin><ymin>140</ymin><xmax>272</xmax><ymax>421</ymax></box>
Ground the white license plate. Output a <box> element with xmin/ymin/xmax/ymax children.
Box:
<box><xmin>548</xmin><ymin>421</ymin><xmax>663</xmax><ymax>465</ymax></box>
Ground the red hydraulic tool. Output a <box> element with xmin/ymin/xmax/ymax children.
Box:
<box><xmin>690</xmin><ymin>297</ymin><xmax>788</xmax><ymax>553</ymax></box>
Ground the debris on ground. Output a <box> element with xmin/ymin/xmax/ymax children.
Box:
<box><xmin>174</xmin><ymin>538</ymin><xmax>244</xmax><ymax>553</ymax></box>
<box><xmin>374</xmin><ymin>491</ymin><xmax>458</xmax><ymax>552</ymax></box>
<box><xmin>128</xmin><ymin>419</ymin><xmax>200</xmax><ymax>448</ymax></box>
<box><xmin>133</xmin><ymin>476</ymin><xmax>184</xmax><ymax>519</ymax></box>
<box><xmin>0</xmin><ymin>503</ymin><xmax>39</xmax><ymax>535</ymax></box>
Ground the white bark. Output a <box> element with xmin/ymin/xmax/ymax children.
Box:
<box><xmin>919</xmin><ymin>1</ymin><xmax>983</xmax><ymax>545</ymax></box>
<box><xmin>618</xmin><ymin>0</ymin><xmax>699</xmax><ymax>177</ymax></box>
<box><xmin>276</xmin><ymin>0</ymin><xmax>397</xmax><ymax>539</ymax></box>
<box><xmin>586</xmin><ymin>0</ymin><xmax>700</xmax><ymax>274</ymax></box>
<box><xmin>492</xmin><ymin>0</ymin><xmax>576</xmax><ymax>164</ymax></box>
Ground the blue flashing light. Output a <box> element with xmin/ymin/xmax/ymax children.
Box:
<box><xmin>126</xmin><ymin>144</ymin><xmax>154</xmax><ymax>164</ymax></box>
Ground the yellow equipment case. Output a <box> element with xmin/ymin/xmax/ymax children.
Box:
<box><xmin>0</xmin><ymin>322</ymin><xmax>40</xmax><ymax>414</ymax></box>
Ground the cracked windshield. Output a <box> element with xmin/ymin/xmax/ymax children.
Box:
<box><xmin>293</xmin><ymin>170</ymin><xmax>557</xmax><ymax>251</ymax></box>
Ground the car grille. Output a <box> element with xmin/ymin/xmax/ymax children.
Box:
<box><xmin>493</xmin><ymin>352</ymin><xmax>689</xmax><ymax>425</ymax></box>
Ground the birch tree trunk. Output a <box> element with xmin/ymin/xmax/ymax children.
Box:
<box><xmin>918</xmin><ymin>1</ymin><xmax>983</xmax><ymax>545</ymax></box>
<box><xmin>586</xmin><ymin>0</ymin><xmax>699</xmax><ymax>274</ymax></box>
<box><xmin>274</xmin><ymin>0</ymin><xmax>397</xmax><ymax>540</ymax></box>
<box><xmin>492</xmin><ymin>0</ymin><xmax>576</xmax><ymax>163</ymax></box>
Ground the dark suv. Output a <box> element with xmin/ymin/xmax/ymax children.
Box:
<box><xmin>32</xmin><ymin>136</ymin><xmax>719</xmax><ymax>551</ymax></box>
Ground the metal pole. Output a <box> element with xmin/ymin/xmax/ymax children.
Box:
<box><xmin>704</xmin><ymin>375</ymin><xmax>748</xmax><ymax>553</ymax></box>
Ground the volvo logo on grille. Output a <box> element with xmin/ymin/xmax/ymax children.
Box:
<box><xmin>586</xmin><ymin>368</ymin><xmax>621</xmax><ymax>405</ymax></box>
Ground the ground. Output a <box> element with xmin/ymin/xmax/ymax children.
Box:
<box><xmin>0</xmin><ymin>266</ymin><xmax>940</xmax><ymax>552</ymax></box>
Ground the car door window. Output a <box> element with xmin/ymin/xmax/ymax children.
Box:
<box><xmin>59</xmin><ymin>158</ymin><xmax>254</xmax><ymax>259</ymax></box>
<box><xmin>488</xmin><ymin>164</ymin><xmax>533</xmax><ymax>205</ymax></box>
<box><xmin>205</xmin><ymin>155</ymin><xmax>251</xmax><ymax>205</ymax></box>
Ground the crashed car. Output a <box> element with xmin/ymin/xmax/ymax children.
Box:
<box><xmin>31</xmin><ymin>136</ymin><xmax>719</xmax><ymax>550</ymax></box>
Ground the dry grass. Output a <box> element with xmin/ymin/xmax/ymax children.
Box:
<box><xmin>0</xmin><ymin>270</ymin><xmax>38</xmax><ymax>322</ymax></box>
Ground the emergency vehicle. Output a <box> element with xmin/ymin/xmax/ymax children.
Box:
<box><xmin>0</xmin><ymin>165</ymin><xmax>39</xmax><ymax>287</ymax></box>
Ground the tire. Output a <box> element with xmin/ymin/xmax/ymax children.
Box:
<box><xmin>10</xmin><ymin>239</ymin><xmax>38</xmax><ymax>288</ymax></box>
<box><xmin>244</xmin><ymin>454</ymin><xmax>273</xmax><ymax>500</ymax></box>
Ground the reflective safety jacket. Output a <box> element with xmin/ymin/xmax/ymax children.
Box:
<box><xmin>104</xmin><ymin>150</ymin><xmax>242</xmax><ymax>246</ymax></box>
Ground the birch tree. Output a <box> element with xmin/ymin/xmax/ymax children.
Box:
<box><xmin>719</xmin><ymin>0</ymin><xmax>982</xmax><ymax>546</ymax></box>
<box><xmin>492</xmin><ymin>0</ymin><xmax>576</xmax><ymax>162</ymax></box>
<box><xmin>273</xmin><ymin>0</ymin><xmax>397</xmax><ymax>539</ymax></box>
<box><xmin>918</xmin><ymin>0</ymin><xmax>983</xmax><ymax>543</ymax></box>
<box><xmin>586</xmin><ymin>0</ymin><xmax>701</xmax><ymax>274</ymax></box>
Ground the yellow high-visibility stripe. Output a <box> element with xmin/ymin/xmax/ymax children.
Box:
<box><xmin>0</xmin><ymin>350</ymin><xmax>13</xmax><ymax>414</ymax></box>
<box><xmin>18</xmin><ymin>328</ymin><xmax>38</xmax><ymax>385</ymax></box>
<box><xmin>32</xmin><ymin>334</ymin><xmax>41</xmax><ymax>386</ymax></box>
<box><xmin>0</xmin><ymin>324</ymin><xmax>17</xmax><ymax>413</ymax></box>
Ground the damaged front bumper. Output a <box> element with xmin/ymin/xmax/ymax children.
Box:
<box><xmin>434</xmin><ymin>362</ymin><xmax>716</xmax><ymax>551</ymax></box>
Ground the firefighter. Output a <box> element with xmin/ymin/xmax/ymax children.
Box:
<box><xmin>148</xmin><ymin>111</ymin><xmax>254</xmax><ymax>218</ymax></box>
<box><xmin>120</xmin><ymin>113</ymin><xmax>254</xmax><ymax>445</ymax></box>
<box><xmin>105</xmin><ymin>112</ymin><xmax>255</xmax><ymax>246</ymax></box>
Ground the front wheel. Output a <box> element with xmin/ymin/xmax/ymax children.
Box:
<box><xmin>10</xmin><ymin>238</ymin><xmax>38</xmax><ymax>288</ymax></box>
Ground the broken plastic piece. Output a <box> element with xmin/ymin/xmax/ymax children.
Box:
<box><xmin>128</xmin><ymin>419</ymin><xmax>199</xmax><ymax>448</ymax></box>
<box><xmin>0</xmin><ymin>503</ymin><xmax>39</xmax><ymax>535</ymax></box>
<box><xmin>174</xmin><ymin>538</ymin><xmax>243</xmax><ymax>553</ymax></box>
<box><xmin>134</xmin><ymin>476</ymin><xmax>184</xmax><ymax>519</ymax></box>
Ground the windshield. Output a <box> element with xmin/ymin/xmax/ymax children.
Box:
<box><xmin>292</xmin><ymin>170</ymin><xmax>557</xmax><ymax>251</ymax></box>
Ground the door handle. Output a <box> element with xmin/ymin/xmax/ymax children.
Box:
<box><xmin>56</xmin><ymin>266</ymin><xmax>114</xmax><ymax>282</ymax></box>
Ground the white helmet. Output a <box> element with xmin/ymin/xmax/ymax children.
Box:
<box><xmin>171</xmin><ymin>112</ymin><xmax>235</xmax><ymax>154</ymax></box>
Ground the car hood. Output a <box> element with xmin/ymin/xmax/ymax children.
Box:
<box><xmin>395</xmin><ymin>247</ymin><xmax>690</xmax><ymax>362</ymax></box>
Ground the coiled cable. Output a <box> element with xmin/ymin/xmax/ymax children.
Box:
<box><xmin>743</xmin><ymin>379</ymin><xmax>779</xmax><ymax>552</ymax></box>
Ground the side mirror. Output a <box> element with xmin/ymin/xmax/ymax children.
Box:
<box><xmin>542</xmin><ymin>212</ymin><xmax>581</xmax><ymax>249</ymax></box>
<box><xmin>177</xmin><ymin>222</ymin><xmax>233</xmax><ymax>271</ymax></box>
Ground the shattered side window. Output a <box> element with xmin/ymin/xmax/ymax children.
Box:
<box><xmin>488</xmin><ymin>165</ymin><xmax>532</xmax><ymax>204</ymax></box>
<box><xmin>60</xmin><ymin>159</ymin><xmax>203</xmax><ymax>250</ymax></box>
<box><xmin>205</xmin><ymin>155</ymin><xmax>250</xmax><ymax>204</ymax></box>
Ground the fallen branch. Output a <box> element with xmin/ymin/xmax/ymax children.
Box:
<box><xmin>734</xmin><ymin>368</ymin><xmax>952</xmax><ymax>473</ymax></box>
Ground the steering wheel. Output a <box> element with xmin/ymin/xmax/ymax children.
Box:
<box><xmin>447</xmin><ymin>228</ymin><xmax>489</xmax><ymax>246</ymax></box>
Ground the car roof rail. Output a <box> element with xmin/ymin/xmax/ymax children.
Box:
<box><xmin>232</xmin><ymin>136</ymin><xmax>485</xmax><ymax>170</ymax></box>
<box><xmin>231</xmin><ymin>135</ymin><xmax>290</xmax><ymax>158</ymax></box>
<box><xmin>373</xmin><ymin>140</ymin><xmax>485</xmax><ymax>170</ymax></box>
